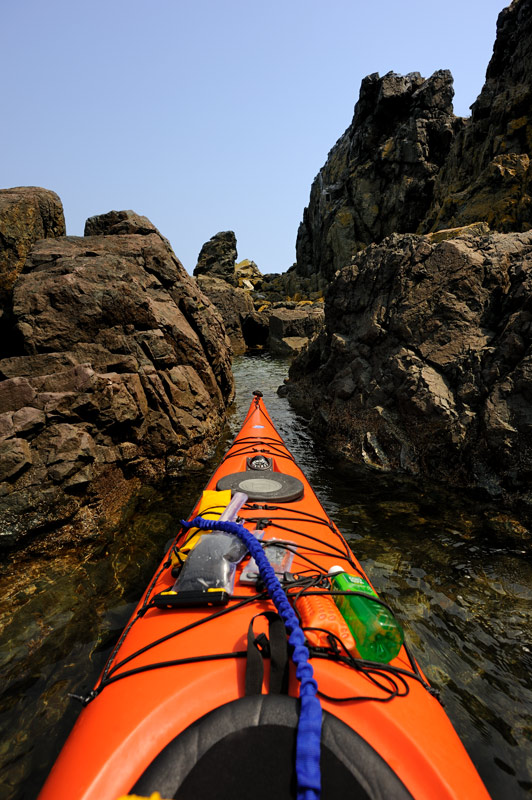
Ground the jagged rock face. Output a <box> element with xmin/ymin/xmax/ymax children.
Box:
<box><xmin>295</xmin><ymin>70</ymin><xmax>460</xmax><ymax>280</ymax></box>
<box><xmin>194</xmin><ymin>231</ymin><xmax>238</xmax><ymax>284</ymax></box>
<box><xmin>0</xmin><ymin>219</ymin><xmax>234</xmax><ymax>547</ymax></box>
<box><xmin>196</xmin><ymin>274</ymin><xmax>255</xmax><ymax>354</ymax></box>
<box><xmin>287</xmin><ymin>229</ymin><xmax>532</xmax><ymax>507</ymax></box>
<box><xmin>424</xmin><ymin>0</ymin><xmax>532</xmax><ymax>233</ymax></box>
<box><xmin>0</xmin><ymin>187</ymin><xmax>65</xmax><ymax>302</ymax></box>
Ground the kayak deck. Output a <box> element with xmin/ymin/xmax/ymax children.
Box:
<box><xmin>39</xmin><ymin>393</ymin><xmax>490</xmax><ymax>800</ymax></box>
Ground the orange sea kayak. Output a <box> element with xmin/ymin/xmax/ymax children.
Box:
<box><xmin>38</xmin><ymin>392</ymin><xmax>490</xmax><ymax>800</ymax></box>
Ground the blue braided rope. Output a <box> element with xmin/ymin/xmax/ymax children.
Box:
<box><xmin>181</xmin><ymin>516</ymin><xmax>322</xmax><ymax>800</ymax></box>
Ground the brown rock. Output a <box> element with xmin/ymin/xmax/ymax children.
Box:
<box><xmin>269</xmin><ymin>307</ymin><xmax>324</xmax><ymax>340</ymax></box>
<box><xmin>196</xmin><ymin>275</ymin><xmax>255</xmax><ymax>354</ymax></box>
<box><xmin>0</xmin><ymin>187</ymin><xmax>65</xmax><ymax>300</ymax></box>
<box><xmin>84</xmin><ymin>210</ymin><xmax>160</xmax><ymax>237</ymax></box>
<box><xmin>268</xmin><ymin>306</ymin><xmax>325</xmax><ymax>357</ymax></box>
<box><xmin>0</xmin><ymin>215</ymin><xmax>234</xmax><ymax>548</ymax></box>
<box><xmin>0</xmin><ymin>412</ymin><xmax>14</xmax><ymax>440</ymax></box>
<box><xmin>0</xmin><ymin>438</ymin><xmax>32</xmax><ymax>481</ymax></box>
<box><xmin>194</xmin><ymin>231</ymin><xmax>238</xmax><ymax>284</ymax></box>
<box><xmin>270</xmin><ymin>336</ymin><xmax>311</xmax><ymax>357</ymax></box>
<box><xmin>11</xmin><ymin>407</ymin><xmax>45</xmax><ymax>436</ymax></box>
<box><xmin>0</xmin><ymin>377</ymin><xmax>36</xmax><ymax>414</ymax></box>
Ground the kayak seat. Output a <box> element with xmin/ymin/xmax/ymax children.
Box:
<box><xmin>131</xmin><ymin>694</ymin><xmax>414</xmax><ymax>800</ymax></box>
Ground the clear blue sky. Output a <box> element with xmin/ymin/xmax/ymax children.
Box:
<box><xmin>3</xmin><ymin>0</ymin><xmax>506</xmax><ymax>275</ymax></box>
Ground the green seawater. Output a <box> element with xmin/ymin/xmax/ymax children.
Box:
<box><xmin>1</xmin><ymin>351</ymin><xmax>531</xmax><ymax>799</ymax></box>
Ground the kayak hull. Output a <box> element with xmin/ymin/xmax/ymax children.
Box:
<box><xmin>38</xmin><ymin>394</ymin><xmax>490</xmax><ymax>800</ymax></box>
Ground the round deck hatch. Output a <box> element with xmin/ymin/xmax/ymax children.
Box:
<box><xmin>216</xmin><ymin>471</ymin><xmax>304</xmax><ymax>502</ymax></box>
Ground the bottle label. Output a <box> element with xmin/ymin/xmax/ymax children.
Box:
<box><xmin>340</xmin><ymin>573</ymin><xmax>379</xmax><ymax>598</ymax></box>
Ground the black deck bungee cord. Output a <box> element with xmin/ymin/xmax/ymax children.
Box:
<box><xmin>83</xmin><ymin>395</ymin><xmax>441</xmax><ymax>757</ymax></box>
<box><xmin>89</xmin><ymin>533</ymin><xmax>432</xmax><ymax>708</ymax></box>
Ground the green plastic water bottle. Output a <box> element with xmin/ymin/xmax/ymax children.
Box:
<box><xmin>328</xmin><ymin>566</ymin><xmax>404</xmax><ymax>663</ymax></box>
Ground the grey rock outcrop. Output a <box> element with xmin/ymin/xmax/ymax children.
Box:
<box><xmin>194</xmin><ymin>232</ymin><xmax>271</xmax><ymax>351</ymax></box>
<box><xmin>0</xmin><ymin>215</ymin><xmax>234</xmax><ymax>547</ymax></box>
<box><xmin>287</xmin><ymin>228</ymin><xmax>532</xmax><ymax>506</ymax></box>
<box><xmin>295</xmin><ymin>70</ymin><xmax>460</xmax><ymax>281</ymax></box>
<box><xmin>295</xmin><ymin>0</ymin><xmax>532</xmax><ymax>285</ymax></box>
<box><xmin>423</xmin><ymin>0</ymin><xmax>532</xmax><ymax>233</ymax></box>
<box><xmin>285</xmin><ymin>0</ymin><xmax>532</xmax><ymax>509</ymax></box>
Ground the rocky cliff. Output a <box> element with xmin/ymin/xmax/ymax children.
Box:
<box><xmin>295</xmin><ymin>0</ymin><xmax>532</xmax><ymax>282</ymax></box>
<box><xmin>193</xmin><ymin>230</ymin><xmax>264</xmax><ymax>353</ymax></box>
<box><xmin>0</xmin><ymin>187</ymin><xmax>66</xmax><ymax>360</ymax></box>
<box><xmin>195</xmin><ymin>274</ymin><xmax>256</xmax><ymax>354</ymax></box>
<box><xmin>423</xmin><ymin>0</ymin><xmax>532</xmax><ymax>232</ymax></box>
<box><xmin>194</xmin><ymin>231</ymin><xmax>239</xmax><ymax>284</ymax></box>
<box><xmin>287</xmin><ymin>228</ymin><xmax>532</xmax><ymax>506</ymax></box>
<box><xmin>193</xmin><ymin>230</ymin><xmax>324</xmax><ymax>355</ymax></box>
<box><xmin>295</xmin><ymin>70</ymin><xmax>460</xmax><ymax>280</ymax></box>
<box><xmin>0</xmin><ymin>204</ymin><xmax>234</xmax><ymax>548</ymax></box>
<box><xmin>287</xmin><ymin>0</ymin><xmax>532</xmax><ymax>510</ymax></box>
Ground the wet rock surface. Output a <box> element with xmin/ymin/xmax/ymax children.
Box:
<box><xmin>287</xmin><ymin>229</ymin><xmax>532</xmax><ymax>508</ymax></box>
<box><xmin>0</xmin><ymin>217</ymin><xmax>234</xmax><ymax>547</ymax></box>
